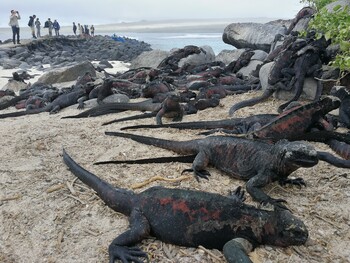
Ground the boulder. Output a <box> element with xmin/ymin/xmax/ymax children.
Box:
<box><xmin>274</xmin><ymin>77</ymin><xmax>318</xmax><ymax>101</ymax></box>
<box><xmin>238</xmin><ymin>60</ymin><xmax>264</xmax><ymax>78</ymax></box>
<box><xmin>260</xmin><ymin>61</ymin><xmax>318</xmax><ymax>101</ymax></box>
<box><xmin>102</xmin><ymin>94</ymin><xmax>130</xmax><ymax>104</ymax></box>
<box><xmin>222</xmin><ymin>23</ymin><xmax>287</xmax><ymax>52</ymax></box>
<box><xmin>259</xmin><ymin>62</ymin><xmax>274</xmax><ymax>91</ymax></box>
<box><xmin>1</xmin><ymin>80</ymin><xmax>28</xmax><ymax>92</ymax></box>
<box><xmin>130</xmin><ymin>49</ymin><xmax>169</xmax><ymax>69</ymax></box>
<box><xmin>0</xmin><ymin>58</ymin><xmax>22</xmax><ymax>69</ymax></box>
<box><xmin>178</xmin><ymin>45</ymin><xmax>215</xmax><ymax>67</ymax></box>
<box><xmin>215</xmin><ymin>49</ymin><xmax>246</xmax><ymax>65</ymax></box>
<box><xmin>251</xmin><ymin>50</ymin><xmax>268</xmax><ymax>61</ymax></box>
<box><xmin>37</xmin><ymin>61</ymin><xmax>96</xmax><ymax>84</ymax></box>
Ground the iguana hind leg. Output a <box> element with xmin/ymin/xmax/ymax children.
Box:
<box><xmin>181</xmin><ymin>151</ymin><xmax>211</xmax><ymax>181</ymax></box>
<box><xmin>109</xmin><ymin>208</ymin><xmax>150</xmax><ymax>263</ymax></box>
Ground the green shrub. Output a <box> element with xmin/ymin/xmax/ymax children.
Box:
<box><xmin>308</xmin><ymin>5</ymin><xmax>350</xmax><ymax>71</ymax></box>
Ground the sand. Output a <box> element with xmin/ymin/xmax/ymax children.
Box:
<box><xmin>0</xmin><ymin>69</ymin><xmax>350</xmax><ymax>263</ymax></box>
<box><xmin>0</xmin><ymin>21</ymin><xmax>349</xmax><ymax>259</ymax></box>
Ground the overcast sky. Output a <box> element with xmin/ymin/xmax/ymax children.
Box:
<box><xmin>1</xmin><ymin>0</ymin><xmax>305</xmax><ymax>27</ymax></box>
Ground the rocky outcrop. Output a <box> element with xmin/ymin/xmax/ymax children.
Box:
<box><xmin>0</xmin><ymin>36</ymin><xmax>152</xmax><ymax>70</ymax></box>
<box><xmin>222</xmin><ymin>23</ymin><xmax>287</xmax><ymax>52</ymax></box>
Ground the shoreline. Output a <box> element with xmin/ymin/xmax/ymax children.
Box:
<box><xmin>0</xmin><ymin>17</ymin><xmax>279</xmax><ymax>42</ymax></box>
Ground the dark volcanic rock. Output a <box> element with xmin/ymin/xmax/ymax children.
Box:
<box><xmin>0</xmin><ymin>36</ymin><xmax>152</xmax><ymax>69</ymax></box>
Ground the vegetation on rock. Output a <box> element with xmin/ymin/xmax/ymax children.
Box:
<box><xmin>300</xmin><ymin>0</ymin><xmax>350</xmax><ymax>73</ymax></box>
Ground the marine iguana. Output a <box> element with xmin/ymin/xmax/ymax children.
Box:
<box><xmin>277</xmin><ymin>45</ymin><xmax>324</xmax><ymax>113</ymax></box>
<box><xmin>119</xmin><ymin>114</ymin><xmax>277</xmax><ymax>133</ymax></box>
<box><xmin>120</xmin><ymin>96</ymin><xmax>340</xmax><ymax>142</ymax></box>
<box><xmin>63</xmin><ymin>149</ymin><xmax>309</xmax><ymax>263</ymax></box>
<box><xmin>63</xmin><ymin>94</ymin><xmax>184</xmax><ymax>125</ymax></box>
<box><xmin>102</xmin><ymin>132</ymin><xmax>319</xmax><ymax>208</ymax></box>
<box><xmin>0</xmin><ymin>87</ymin><xmax>92</xmax><ymax>119</ymax></box>
<box><xmin>228</xmin><ymin>38</ymin><xmax>307</xmax><ymax>116</ymax></box>
<box><xmin>330</xmin><ymin>86</ymin><xmax>350</xmax><ymax>128</ymax></box>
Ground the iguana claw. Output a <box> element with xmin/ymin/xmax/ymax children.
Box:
<box><xmin>261</xmin><ymin>198</ymin><xmax>289</xmax><ymax>210</ymax></box>
<box><xmin>181</xmin><ymin>168</ymin><xmax>211</xmax><ymax>181</ymax></box>
<box><xmin>229</xmin><ymin>186</ymin><xmax>246</xmax><ymax>202</ymax></box>
<box><xmin>109</xmin><ymin>245</ymin><xmax>148</xmax><ymax>263</ymax></box>
<box><xmin>279</xmin><ymin>177</ymin><xmax>306</xmax><ymax>188</ymax></box>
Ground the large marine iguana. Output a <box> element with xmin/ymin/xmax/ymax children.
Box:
<box><xmin>119</xmin><ymin>114</ymin><xmax>277</xmax><ymax>134</ymax></box>
<box><xmin>101</xmin><ymin>132</ymin><xmax>319</xmax><ymax>208</ymax></box>
<box><xmin>63</xmin><ymin>149</ymin><xmax>309</xmax><ymax>263</ymax></box>
<box><xmin>120</xmin><ymin>96</ymin><xmax>340</xmax><ymax>141</ymax></box>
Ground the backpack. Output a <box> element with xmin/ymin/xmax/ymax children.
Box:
<box><xmin>28</xmin><ymin>17</ymin><xmax>33</xmax><ymax>27</ymax></box>
<box><xmin>44</xmin><ymin>21</ymin><xmax>49</xmax><ymax>28</ymax></box>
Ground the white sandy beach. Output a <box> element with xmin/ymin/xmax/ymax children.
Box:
<box><xmin>0</xmin><ymin>32</ymin><xmax>349</xmax><ymax>262</ymax></box>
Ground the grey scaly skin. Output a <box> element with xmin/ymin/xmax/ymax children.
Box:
<box><xmin>63</xmin><ymin>148</ymin><xmax>309</xmax><ymax>263</ymax></box>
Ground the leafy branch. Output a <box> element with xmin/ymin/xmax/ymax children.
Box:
<box><xmin>308</xmin><ymin>4</ymin><xmax>350</xmax><ymax>71</ymax></box>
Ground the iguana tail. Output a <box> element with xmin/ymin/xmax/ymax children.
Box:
<box><xmin>94</xmin><ymin>154</ymin><xmax>196</xmax><ymax>165</ymax></box>
<box><xmin>62</xmin><ymin>148</ymin><xmax>134</xmax><ymax>215</ymax></box>
<box><xmin>317</xmin><ymin>151</ymin><xmax>350</xmax><ymax>168</ymax></box>
<box><xmin>0</xmin><ymin>110</ymin><xmax>28</xmax><ymax>119</ymax></box>
<box><xmin>102</xmin><ymin>112</ymin><xmax>157</xmax><ymax>126</ymax></box>
<box><xmin>105</xmin><ymin>131</ymin><xmax>198</xmax><ymax>154</ymax></box>
<box><xmin>229</xmin><ymin>89</ymin><xmax>274</xmax><ymax>116</ymax></box>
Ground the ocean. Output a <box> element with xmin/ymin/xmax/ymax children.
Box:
<box><xmin>0</xmin><ymin>26</ymin><xmax>234</xmax><ymax>55</ymax></box>
<box><xmin>113</xmin><ymin>32</ymin><xmax>234</xmax><ymax>55</ymax></box>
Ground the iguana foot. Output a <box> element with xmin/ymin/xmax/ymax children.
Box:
<box><xmin>109</xmin><ymin>245</ymin><xmax>148</xmax><ymax>263</ymax></box>
<box><xmin>181</xmin><ymin>168</ymin><xmax>211</xmax><ymax>181</ymax></box>
<box><xmin>77</xmin><ymin>103</ymin><xmax>85</xmax><ymax>110</ymax></box>
<box><xmin>229</xmin><ymin>186</ymin><xmax>246</xmax><ymax>202</ymax></box>
<box><xmin>279</xmin><ymin>177</ymin><xmax>306</xmax><ymax>188</ymax></box>
<box><xmin>260</xmin><ymin>198</ymin><xmax>288</xmax><ymax>210</ymax></box>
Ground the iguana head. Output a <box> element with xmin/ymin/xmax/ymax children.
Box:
<box><xmin>263</xmin><ymin>208</ymin><xmax>309</xmax><ymax>247</ymax></box>
<box><xmin>276</xmin><ymin>140</ymin><xmax>318</xmax><ymax>168</ymax></box>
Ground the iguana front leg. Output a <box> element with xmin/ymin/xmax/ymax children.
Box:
<box><xmin>246</xmin><ymin>172</ymin><xmax>287</xmax><ymax>209</ymax></box>
<box><xmin>109</xmin><ymin>208</ymin><xmax>150</xmax><ymax>263</ymax></box>
<box><xmin>182</xmin><ymin>150</ymin><xmax>211</xmax><ymax>181</ymax></box>
<box><xmin>223</xmin><ymin>238</ymin><xmax>254</xmax><ymax>263</ymax></box>
<box><xmin>77</xmin><ymin>95</ymin><xmax>88</xmax><ymax>109</ymax></box>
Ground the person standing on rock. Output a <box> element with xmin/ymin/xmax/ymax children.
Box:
<box><xmin>73</xmin><ymin>22</ymin><xmax>77</xmax><ymax>35</ymax></box>
<box><xmin>77</xmin><ymin>23</ymin><xmax>82</xmax><ymax>36</ymax></box>
<box><xmin>9</xmin><ymin>10</ymin><xmax>21</xmax><ymax>44</ymax></box>
<box><xmin>45</xmin><ymin>18</ymin><xmax>53</xmax><ymax>36</ymax></box>
<box><xmin>53</xmin><ymin>19</ymin><xmax>60</xmax><ymax>36</ymax></box>
<box><xmin>28</xmin><ymin>15</ymin><xmax>37</xmax><ymax>39</ymax></box>
<box><xmin>35</xmin><ymin>18</ymin><xmax>41</xmax><ymax>38</ymax></box>
<box><xmin>90</xmin><ymin>25</ymin><xmax>95</xmax><ymax>37</ymax></box>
